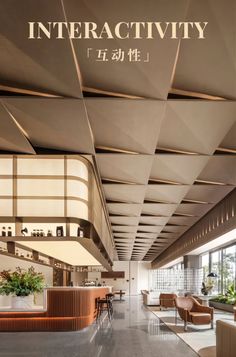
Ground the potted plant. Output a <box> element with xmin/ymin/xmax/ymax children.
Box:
<box><xmin>0</xmin><ymin>266</ymin><xmax>45</xmax><ymax>309</ymax></box>
<box><xmin>209</xmin><ymin>284</ymin><xmax>236</xmax><ymax>312</ymax></box>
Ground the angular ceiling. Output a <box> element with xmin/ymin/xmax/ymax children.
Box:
<box><xmin>0</xmin><ymin>0</ymin><xmax>236</xmax><ymax>263</ymax></box>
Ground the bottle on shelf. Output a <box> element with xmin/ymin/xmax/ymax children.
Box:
<box><xmin>47</xmin><ymin>230</ymin><xmax>53</xmax><ymax>237</ymax></box>
<box><xmin>36</xmin><ymin>230</ymin><xmax>40</xmax><ymax>237</ymax></box>
<box><xmin>21</xmin><ymin>227</ymin><xmax>28</xmax><ymax>236</ymax></box>
<box><xmin>7</xmin><ymin>227</ymin><xmax>12</xmax><ymax>237</ymax></box>
<box><xmin>40</xmin><ymin>229</ymin><xmax>44</xmax><ymax>237</ymax></box>
<box><xmin>56</xmin><ymin>226</ymin><xmax>64</xmax><ymax>237</ymax></box>
<box><xmin>1</xmin><ymin>227</ymin><xmax>6</xmax><ymax>237</ymax></box>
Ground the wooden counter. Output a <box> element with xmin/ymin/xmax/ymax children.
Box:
<box><xmin>0</xmin><ymin>287</ymin><xmax>109</xmax><ymax>331</ymax></box>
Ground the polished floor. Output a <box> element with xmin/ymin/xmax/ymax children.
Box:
<box><xmin>0</xmin><ymin>297</ymin><xmax>198</xmax><ymax>357</ymax></box>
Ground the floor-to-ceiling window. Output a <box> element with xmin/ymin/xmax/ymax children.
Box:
<box><xmin>222</xmin><ymin>245</ymin><xmax>236</xmax><ymax>293</ymax></box>
<box><xmin>211</xmin><ymin>250</ymin><xmax>222</xmax><ymax>294</ymax></box>
<box><xmin>201</xmin><ymin>253</ymin><xmax>209</xmax><ymax>281</ymax></box>
<box><xmin>201</xmin><ymin>242</ymin><xmax>236</xmax><ymax>295</ymax></box>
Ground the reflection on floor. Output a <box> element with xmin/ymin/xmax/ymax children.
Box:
<box><xmin>0</xmin><ymin>296</ymin><xmax>198</xmax><ymax>357</ymax></box>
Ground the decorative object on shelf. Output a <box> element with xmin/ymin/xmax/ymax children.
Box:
<box><xmin>0</xmin><ymin>266</ymin><xmax>45</xmax><ymax>309</ymax></box>
<box><xmin>47</xmin><ymin>230</ymin><xmax>53</xmax><ymax>237</ymax></box>
<box><xmin>201</xmin><ymin>281</ymin><xmax>214</xmax><ymax>295</ymax></box>
<box><xmin>201</xmin><ymin>272</ymin><xmax>218</xmax><ymax>295</ymax></box>
<box><xmin>1</xmin><ymin>227</ymin><xmax>6</xmax><ymax>237</ymax></box>
<box><xmin>56</xmin><ymin>226</ymin><xmax>64</xmax><ymax>237</ymax></box>
<box><xmin>7</xmin><ymin>227</ymin><xmax>12</xmax><ymax>236</ymax></box>
<box><xmin>77</xmin><ymin>227</ymin><xmax>84</xmax><ymax>238</ymax></box>
<box><xmin>21</xmin><ymin>227</ymin><xmax>28</xmax><ymax>236</ymax></box>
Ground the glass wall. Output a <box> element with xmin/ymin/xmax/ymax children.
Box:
<box><xmin>222</xmin><ymin>245</ymin><xmax>236</xmax><ymax>292</ymax></box>
<box><xmin>201</xmin><ymin>242</ymin><xmax>236</xmax><ymax>295</ymax></box>
<box><xmin>150</xmin><ymin>268</ymin><xmax>203</xmax><ymax>294</ymax></box>
<box><xmin>202</xmin><ymin>253</ymin><xmax>209</xmax><ymax>281</ymax></box>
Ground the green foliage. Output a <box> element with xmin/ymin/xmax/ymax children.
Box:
<box><xmin>210</xmin><ymin>283</ymin><xmax>236</xmax><ymax>305</ymax></box>
<box><xmin>0</xmin><ymin>266</ymin><xmax>44</xmax><ymax>297</ymax></box>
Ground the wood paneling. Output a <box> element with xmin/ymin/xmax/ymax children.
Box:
<box><xmin>101</xmin><ymin>271</ymin><xmax>125</xmax><ymax>279</ymax></box>
<box><xmin>0</xmin><ymin>287</ymin><xmax>108</xmax><ymax>331</ymax></box>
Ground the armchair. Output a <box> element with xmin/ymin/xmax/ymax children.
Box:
<box><xmin>160</xmin><ymin>293</ymin><xmax>177</xmax><ymax>310</ymax></box>
<box><xmin>175</xmin><ymin>296</ymin><xmax>214</xmax><ymax>331</ymax></box>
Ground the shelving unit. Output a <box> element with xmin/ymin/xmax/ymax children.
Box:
<box><xmin>0</xmin><ymin>240</ymin><xmax>73</xmax><ymax>272</ymax></box>
<box><xmin>0</xmin><ymin>156</ymin><xmax>113</xmax><ymax>270</ymax></box>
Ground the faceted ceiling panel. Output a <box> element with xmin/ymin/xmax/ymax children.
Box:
<box><xmin>112</xmin><ymin>226</ymin><xmax>138</xmax><ymax>233</ymax></box>
<box><xmin>86</xmin><ymin>99</ymin><xmax>165</xmax><ymax>154</ymax></box>
<box><xmin>110</xmin><ymin>217</ymin><xmax>140</xmax><ymax>226</ymax></box>
<box><xmin>0</xmin><ymin>102</ymin><xmax>34</xmax><ymax>154</ymax></box>
<box><xmin>142</xmin><ymin>204</ymin><xmax>178</xmax><ymax>217</ymax></box>
<box><xmin>175</xmin><ymin>203</ymin><xmax>215</xmax><ymax>217</ymax></box>
<box><xmin>197</xmin><ymin>156</ymin><xmax>236</xmax><ymax>185</ymax></box>
<box><xmin>137</xmin><ymin>226</ymin><xmax>164</xmax><ymax>233</ymax></box>
<box><xmin>168</xmin><ymin>216</ymin><xmax>201</xmax><ymax>226</ymax></box>
<box><xmin>107</xmin><ymin>203</ymin><xmax>142</xmax><ymax>217</ymax></box>
<box><xmin>63</xmin><ymin>0</ymin><xmax>189</xmax><ymax>99</ymax></box>
<box><xmin>103</xmin><ymin>185</ymin><xmax>146</xmax><ymax>204</ymax></box>
<box><xmin>3</xmin><ymin>98</ymin><xmax>95</xmax><ymax>154</ymax></box>
<box><xmin>0</xmin><ymin>0</ymin><xmax>82</xmax><ymax>97</ymax></box>
<box><xmin>96</xmin><ymin>154</ymin><xmax>153</xmax><ymax>184</ymax></box>
<box><xmin>173</xmin><ymin>0</ymin><xmax>236</xmax><ymax>100</ymax></box>
<box><xmin>184</xmin><ymin>185</ymin><xmax>235</xmax><ymax>204</ymax></box>
<box><xmin>113</xmin><ymin>233</ymin><xmax>136</xmax><ymax>239</ymax></box>
<box><xmin>150</xmin><ymin>155</ymin><xmax>210</xmax><ymax>185</ymax></box>
<box><xmin>157</xmin><ymin>101</ymin><xmax>236</xmax><ymax>154</ymax></box>
<box><xmin>220</xmin><ymin>121</ymin><xmax>236</xmax><ymax>151</ymax></box>
<box><xmin>139</xmin><ymin>217</ymin><xmax>170</xmax><ymax>226</ymax></box>
<box><xmin>145</xmin><ymin>185</ymin><xmax>190</xmax><ymax>204</ymax></box>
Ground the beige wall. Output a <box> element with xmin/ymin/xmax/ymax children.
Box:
<box><xmin>98</xmin><ymin>261</ymin><xmax>151</xmax><ymax>295</ymax></box>
<box><xmin>0</xmin><ymin>255</ymin><xmax>53</xmax><ymax>306</ymax></box>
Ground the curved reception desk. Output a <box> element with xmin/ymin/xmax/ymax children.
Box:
<box><xmin>0</xmin><ymin>287</ymin><xmax>109</xmax><ymax>332</ymax></box>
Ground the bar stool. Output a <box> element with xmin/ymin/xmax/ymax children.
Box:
<box><xmin>106</xmin><ymin>293</ymin><xmax>114</xmax><ymax>315</ymax></box>
<box><xmin>96</xmin><ymin>293</ymin><xmax>114</xmax><ymax>321</ymax></box>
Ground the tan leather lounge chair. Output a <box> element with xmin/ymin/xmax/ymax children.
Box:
<box><xmin>160</xmin><ymin>293</ymin><xmax>177</xmax><ymax>310</ymax></box>
<box><xmin>175</xmin><ymin>296</ymin><xmax>214</xmax><ymax>331</ymax></box>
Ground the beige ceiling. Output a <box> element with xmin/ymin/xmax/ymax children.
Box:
<box><xmin>0</xmin><ymin>0</ymin><xmax>236</xmax><ymax>263</ymax></box>
<box><xmin>0</xmin><ymin>0</ymin><xmax>82</xmax><ymax>97</ymax></box>
<box><xmin>173</xmin><ymin>0</ymin><xmax>236</xmax><ymax>100</ymax></box>
<box><xmin>63</xmin><ymin>0</ymin><xmax>189</xmax><ymax>99</ymax></box>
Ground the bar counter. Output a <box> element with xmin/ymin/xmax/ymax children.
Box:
<box><xmin>0</xmin><ymin>287</ymin><xmax>109</xmax><ymax>332</ymax></box>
